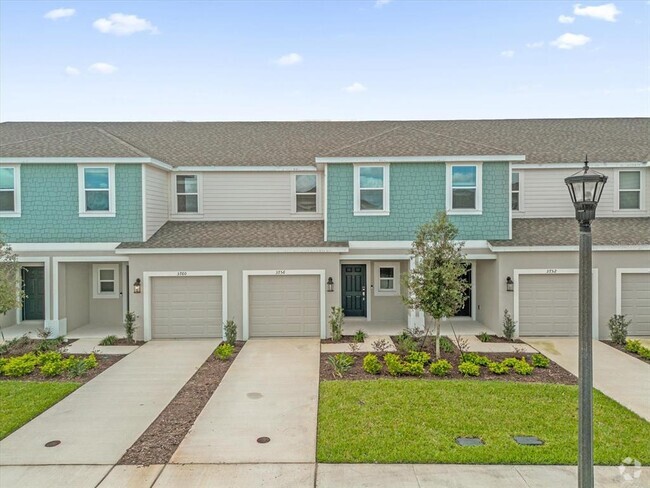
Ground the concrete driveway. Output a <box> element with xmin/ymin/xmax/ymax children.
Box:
<box><xmin>523</xmin><ymin>337</ymin><xmax>650</xmax><ymax>421</ymax></box>
<box><xmin>171</xmin><ymin>338</ymin><xmax>320</xmax><ymax>464</ymax></box>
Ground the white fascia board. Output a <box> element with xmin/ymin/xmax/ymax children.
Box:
<box><xmin>489</xmin><ymin>244</ymin><xmax>650</xmax><ymax>252</ymax></box>
<box><xmin>115</xmin><ymin>246</ymin><xmax>349</xmax><ymax>255</ymax></box>
<box><xmin>11</xmin><ymin>243</ymin><xmax>120</xmax><ymax>252</ymax></box>
<box><xmin>171</xmin><ymin>165</ymin><xmax>317</xmax><ymax>172</ymax></box>
<box><xmin>349</xmin><ymin>240</ymin><xmax>489</xmax><ymax>250</ymax></box>
<box><xmin>0</xmin><ymin>157</ymin><xmax>174</xmax><ymax>171</ymax></box>
<box><xmin>512</xmin><ymin>162</ymin><xmax>648</xmax><ymax>170</ymax></box>
<box><xmin>316</xmin><ymin>155</ymin><xmax>526</xmax><ymax>164</ymax></box>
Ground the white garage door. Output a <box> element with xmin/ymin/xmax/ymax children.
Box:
<box><xmin>621</xmin><ymin>273</ymin><xmax>650</xmax><ymax>336</ymax></box>
<box><xmin>519</xmin><ymin>274</ymin><xmax>578</xmax><ymax>336</ymax></box>
<box><xmin>249</xmin><ymin>275</ymin><xmax>320</xmax><ymax>337</ymax></box>
<box><xmin>151</xmin><ymin>276</ymin><xmax>223</xmax><ymax>339</ymax></box>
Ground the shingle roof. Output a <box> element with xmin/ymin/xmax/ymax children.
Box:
<box><xmin>489</xmin><ymin>218</ymin><xmax>650</xmax><ymax>247</ymax></box>
<box><xmin>1</xmin><ymin>118</ymin><xmax>647</xmax><ymax>166</ymax></box>
<box><xmin>118</xmin><ymin>220</ymin><xmax>347</xmax><ymax>249</ymax></box>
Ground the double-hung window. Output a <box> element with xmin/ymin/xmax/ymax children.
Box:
<box><xmin>618</xmin><ymin>170</ymin><xmax>642</xmax><ymax>210</ymax></box>
<box><xmin>293</xmin><ymin>174</ymin><xmax>318</xmax><ymax>213</ymax></box>
<box><xmin>92</xmin><ymin>264</ymin><xmax>119</xmax><ymax>299</ymax></box>
<box><xmin>511</xmin><ymin>172</ymin><xmax>520</xmax><ymax>211</ymax></box>
<box><xmin>355</xmin><ymin>164</ymin><xmax>389</xmax><ymax>215</ymax></box>
<box><xmin>0</xmin><ymin>165</ymin><xmax>20</xmax><ymax>216</ymax></box>
<box><xmin>447</xmin><ymin>163</ymin><xmax>482</xmax><ymax>214</ymax></box>
<box><xmin>79</xmin><ymin>165</ymin><xmax>115</xmax><ymax>216</ymax></box>
<box><xmin>175</xmin><ymin>175</ymin><xmax>200</xmax><ymax>213</ymax></box>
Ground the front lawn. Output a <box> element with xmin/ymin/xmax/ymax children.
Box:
<box><xmin>0</xmin><ymin>381</ymin><xmax>80</xmax><ymax>439</ymax></box>
<box><xmin>318</xmin><ymin>380</ymin><xmax>650</xmax><ymax>465</ymax></box>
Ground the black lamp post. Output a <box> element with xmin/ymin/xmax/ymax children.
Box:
<box><xmin>564</xmin><ymin>158</ymin><xmax>607</xmax><ymax>488</ymax></box>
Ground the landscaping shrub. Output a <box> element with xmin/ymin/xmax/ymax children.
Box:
<box><xmin>463</xmin><ymin>353</ymin><xmax>490</xmax><ymax>366</ymax></box>
<box><xmin>224</xmin><ymin>319</ymin><xmax>237</xmax><ymax>346</ymax></box>
<box><xmin>36</xmin><ymin>351</ymin><xmax>62</xmax><ymax>365</ymax></box>
<box><xmin>124</xmin><ymin>311</ymin><xmax>137</xmax><ymax>344</ymax></box>
<box><xmin>362</xmin><ymin>354</ymin><xmax>382</xmax><ymax>375</ymax></box>
<box><xmin>40</xmin><ymin>360</ymin><xmax>65</xmax><ymax>377</ymax></box>
<box><xmin>608</xmin><ymin>314</ymin><xmax>630</xmax><ymax>345</ymax></box>
<box><xmin>429</xmin><ymin>359</ymin><xmax>452</xmax><ymax>376</ymax></box>
<box><xmin>329</xmin><ymin>307</ymin><xmax>345</xmax><ymax>342</ymax></box>
<box><xmin>513</xmin><ymin>358</ymin><xmax>534</xmax><ymax>375</ymax></box>
<box><xmin>214</xmin><ymin>343</ymin><xmax>235</xmax><ymax>361</ymax></box>
<box><xmin>2</xmin><ymin>353</ymin><xmax>38</xmax><ymax>377</ymax></box>
<box><xmin>502</xmin><ymin>309</ymin><xmax>516</xmax><ymax>341</ymax></box>
<box><xmin>404</xmin><ymin>351</ymin><xmax>430</xmax><ymax>365</ymax></box>
<box><xmin>458</xmin><ymin>361</ymin><xmax>480</xmax><ymax>377</ymax></box>
<box><xmin>403</xmin><ymin>361</ymin><xmax>425</xmax><ymax>376</ymax></box>
<box><xmin>488</xmin><ymin>361</ymin><xmax>510</xmax><ymax>375</ymax></box>
<box><xmin>99</xmin><ymin>335</ymin><xmax>118</xmax><ymax>346</ymax></box>
<box><xmin>384</xmin><ymin>353</ymin><xmax>405</xmax><ymax>376</ymax></box>
<box><xmin>0</xmin><ymin>335</ymin><xmax>30</xmax><ymax>356</ymax></box>
<box><xmin>639</xmin><ymin>347</ymin><xmax>650</xmax><ymax>360</ymax></box>
<box><xmin>84</xmin><ymin>353</ymin><xmax>98</xmax><ymax>370</ymax></box>
<box><xmin>395</xmin><ymin>335</ymin><xmax>418</xmax><ymax>354</ymax></box>
<box><xmin>328</xmin><ymin>353</ymin><xmax>355</xmax><ymax>378</ymax></box>
<box><xmin>501</xmin><ymin>357</ymin><xmax>520</xmax><ymax>368</ymax></box>
<box><xmin>478</xmin><ymin>332</ymin><xmax>491</xmax><ymax>343</ymax></box>
<box><xmin>37</xmin><ymin>336</ymin><xmax>65</xmax><ymax>353</ymax></box>
<box><xmin>531</xmin><ymin>353</ymin><xmax>550</xmax><ymax>368</ymax></box>
<box><xmin>371</xmin><ymin>338</ymin><xmax>391</xmax><ymax>352</ymax></box>
<box><xmin>625</xmin><ymin>339</ymin><xmax>642</xmax><ymax>354</ymax></box>
<box><xmin>353</xmin><ymin>329</ymin><xmax>367</xmax><ymax>342</ymax></box>
<box><xmin>439</xmin><ymin>336</ymin><xmax>454</xmax><ymax>354</ymax></box>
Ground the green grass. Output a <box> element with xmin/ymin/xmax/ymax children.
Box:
<box><xmin>318</xmin><ymin>380</ymin><xmax>650</xmax><ymax>465</ymax></box>
<box><xmin>0</xmin><ymin>381</ymin><xmax>80</xmax><ymax>439</ymax></box>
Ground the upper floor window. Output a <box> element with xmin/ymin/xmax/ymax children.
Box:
<box><xmin>354</xmin><ymin>164</ymin><xmax>389</xmax><ymax>216</ymax></box>
<box><xmin>618</xmin><ymin>170</ymin><xmax>642</xmax><ymax>210</ymax></box>
<box><xmin>0</xmin><ymin>165</ymin><xmax>20</xmax><ymax>217</ymax></box>
<box><xmin>78</xmin><ymin>165</ymin><xmax>115</xmax><ymax>217</ymax></box>
<box><xmin>446</xmin><ymin>163</ymin><xmax>482</xmax><ymax>214</ymax></box>
<box><xmin>175</xmin><ymin>174</ymin><xmax>200</xmax><ymax>213</ymax></box>
<box><xmin>511</xmin><ymin>172</ymin><xmax>520</xmax><ymax>211</ymax></box>
<box><xmin>293</xmin><ymin>174</ymin><xmax>318</xmax><ymax>213</ymax></box>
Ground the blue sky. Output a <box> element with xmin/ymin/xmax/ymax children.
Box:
<box><xmin>1</xmin><ymin>1</ymin><xmax>648</xmax><ymax>121</ymax></box>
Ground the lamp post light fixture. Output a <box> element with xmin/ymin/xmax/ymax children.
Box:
<box><xmin>133</xmin><ymin>278</ymin><xmax>142</xmax><ymax>294</ymax></box>
<box><xmin>506</xmin><ymin>276</ymin><xmax>514</xmax><ymax>292</ymax></box>
<box><xmin>564</xmin><ymin>158</ymin><xmax>607</xmax><ymax>488</ymax></box>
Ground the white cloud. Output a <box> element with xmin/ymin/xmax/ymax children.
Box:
<box><xmin>65</xmin><ymin>66</ymin><xmax>80</xmax><ymax>76</ymax></box>
<box><xmin>274</xmin><ymin>53</ymin><xmax>303</xmax><ymax>66</ymax></box>
<box><xmin>44</xmin><ymin>8</ymin><xmax>75</xmax><ymax>20</ymax></box>
<box><xmin>89</xmin><ymin>62</ymin><xmax>118</xmax><ymax>74</ymax></box>
<box><xmin>344</xmin><ymin>82</ymin><xmax>367</xmax><ymax>93</ymax></box>
<box><xmin>558</xmin><ymin>15</ymin><xmax>575</xmax><ymax>23</ymax></box>
<box><xmin>573</xmin><ymin>3</ymin><xmax>621</xmax><ymax>22</ymax></box>
<box><xmin>526</xmin><ymin>41</ymin><xmax>544</xmax><ymax>48</ymax></box>
<box><xmin>375</xmin><ymin>0</ymin><xmax>392</xmax><ymax>7</ymax></box>
<box><xmin>550</xmin><ymin>33</ymin><xmax>591</xmax><ymax>49</ymax></box>
<box><xmin>93</xmin><ymin>13</ymin><xmax>158</xmax><ymax>36</ymax></box>
<box><xmin>500</xmin><ymin>50</ymin><xmax>515</xmax><ymax>58</ymax></box>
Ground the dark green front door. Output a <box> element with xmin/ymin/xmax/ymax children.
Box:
<box><xmin>22</xmin><ymin>267</ymin><xmax>45</xmax><ymax>320</ymax></box>
<box><xmin>341</xmin><ymin>264</ymin><xmax>366</xmax><ymax>317</ymax></box>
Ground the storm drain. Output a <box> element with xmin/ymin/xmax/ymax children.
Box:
<box><xmin>513</xmin><ymin>436</ymin><xmax>544</xmax><ymax>446</ymax></box>
<box><xmin>455</xmin><ymin>437</ymin><xmax>484</xmax><ymax>447</ymax></box>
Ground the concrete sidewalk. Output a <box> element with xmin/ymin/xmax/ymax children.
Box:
<box><xmin>0</xmin><ymin>340</ymin><xmax>216</xmax><ymax>467</ymax></box>
<box><xmin>171</xmin><ymin>338</ymin><xmax>320</xmax><ymax>464</ymax></box>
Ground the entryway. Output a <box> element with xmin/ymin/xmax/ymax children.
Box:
<box><xmin>22</xmin><ymin>266</ymin><xmax>45</xmax><ymax>321</ymax></box>
<box><xmin>341</xmin><ymin>264</ymin><xmax>366</xmax><ymax>317</ymax></box>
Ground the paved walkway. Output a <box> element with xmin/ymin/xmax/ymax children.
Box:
<box><xmin>523</xmin><ymin>338</ymin><xmax>650</xmax><ymax>421</ymax></box>
<box><xmin>171</xmin><ymin>338</ymin><xmax>320</xmax><ymax>464</ymax></box>
<box><xmin>0</xmin><ymin>340</ymin><xmax>216</xmax><ymax>468</ymax></box>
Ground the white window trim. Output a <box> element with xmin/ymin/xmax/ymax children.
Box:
<box><xmin>291</xmin><ymin>173</ymin><xmax>320</xmax><ymax>214</ymax></box>
<box><xmin>614</xmin><ymin>169</ymin><xmax>645</xmax><ymax>212</ymax></box>
<box><xmin>0</xmin><ymin>164</ymin><xmax>21</xmax><ymax>217</ymax></box>
<box><xmin>92</xmin><ymin>264</ymin><xmax>120</xmax><ymax>299</ymax></box>
<box><xmin>354</xmin><ymin>164</ymin><xmax>390</xmax><ymax>216</ymax></box>
<box><xmin>511</xmin><ymin>170</ymin><xmax>523</xmax><ymax>213</ymax></box>
<box><xmin>172</xmin><ymin>173</ymin><xmax>203</xmax><ymax>215</ymax></box>
<box><xmin>373</xmin><ymin>262</ymin><xmax>401</xmax><ymax>296</ymax></box>
<box><xmin>446</xmin><ymin>162</ymin><xmax>483</xmax><ymax>215</ymax></box>
<box><xmin>78</xmin><ymin>165</ymin><xmax>116</xmax><ymax>217</ymax></box>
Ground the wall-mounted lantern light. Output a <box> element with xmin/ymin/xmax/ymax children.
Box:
<box><xmin>327</xmin><ymin>277</ymin><xmax>334</xmax><ymax>292</ymax></box>
<box><xmin>133</xmin><ymin>278</ymin><xmax>142</xmax><ymax>294</ymax></box>
<box><xmin>506</xmin><ymin>276</ymin><xmax>514</xmax><ymax>292</ymax></box>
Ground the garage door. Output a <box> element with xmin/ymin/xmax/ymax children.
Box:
<box><xmin>151</xmin><ymin>276</ymin><xmax>223</xmax><ymax>339</ymax></box>
<box><xmin>249</xmin><ymin>275</ymin><xmax>320</xmax><ymax>337</ymax></box>
<box><xmin>519</xmin><ymin>274</ymin><xmax>578</xmax><ymax>336</ymax></box>
<box><xmin>621</xmin><ymin>273</ymin><xmax>650</xmax><ymax>335</ymax></box>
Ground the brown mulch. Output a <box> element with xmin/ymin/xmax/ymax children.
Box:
<box><xmin>602</xmin><ymin>340</ymin><xmax>650</xmax><ymax>365</ymax></box>
<box><xmin>0</xmin><ymin>354</ymin><xmax>124</xmax><ymax>384</ymax></box>
<box><xmin>321</xmin><ymin>335</ymin><xmax>359</xmax><ymax>344</ymax></box>
<box><xmin>103</xmin><ymin>338</ymin><xmax>146</xmax><ymax>346</ymax></box>
<box><xmin>479</xmin><ymin>334</ymin><xmax>524</xmax><ymax>344</ymax></box>
<box><xmin>118</xmin><ymin>341</ymin><xmax>244</xmax><ymax>466</ymax></box>
<box><xmin>320</xmin><ymin>350</ymin><xmax>577</xmax><ymax>385</ymax></box>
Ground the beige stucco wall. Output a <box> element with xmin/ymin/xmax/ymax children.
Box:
<box><xmin>368</xmin><ymin>261</ymin><xmax>409</xmax><ymax>326</ymax></box>
<box><xmin>475</xmin><ymin>259</ymin><xmax>499</xmax><ymax>331</ymax></box>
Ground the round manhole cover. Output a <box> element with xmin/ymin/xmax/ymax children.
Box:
<box><xmin>257</xmin><ymin>436</ymin><xmax>271</xmax><ymax>444</ymax></box>
<box><xmin>45</xmin><ymin>440</ymin><xmax>61</xmax><ymax>448</ymax></box>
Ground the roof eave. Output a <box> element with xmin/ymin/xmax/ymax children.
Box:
<box><xmin>315</xmin><ymin>155</ymin><xmax>526</xmax><ymax>163</ymax></box>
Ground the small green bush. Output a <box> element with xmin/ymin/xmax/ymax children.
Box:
<box><xmin>1</xmin><ymin>353</ymin><xmax>38</xmax><ymax>377</ymax></box>
<box><xmin>488</xmin><ymin>361</ymin><xmax>510</xmax><ymax>375</ymax></box>
<box><xmin>404</xmin><ymin>361</ymin><xmax>425</xmax><ymax>376</ymax></box>
<box><xmin>513</xmin><ymin>358</ymin><xmax>534</xmax><ymax>375</ymax></box>
<box><xmin>638</xmin><ymin>347</ymin><xmax>650</xmax><ymax>360</ymax></box>
<box><xmin>458</xmin><ymin>361</ymin><xmax>480</xmax><ymax>377</ymax></box>
<box><xmin>429</xmin><ymin>359</ymin><xmax>452</xmax><ymax>376</ymax></box>
<box><xmin>40</xmin><ymin>360</ymin><xmax>65</xmax><ymax>377</ymax></box>
<box><xmin>37</xmin><ymin>351</ymin><xmax>63</xmax><ymax>365</ymax></box>
<box><xmin>625</xmin><ymin>340</ymin><xmax>642</xmax><ymax>354</ymax></box>
<box><xmin>404</xmin><ymin>351</ymin><xmax>430</xmax><ymax>365</ymax></box>
<box><xmin>62</xmin><ymin>355</ymin><xmax>95</xmax><ymax>377</ymax></box>
<box><xmin>214</xmin><ymin>343</ymin><xmax>235</xmax><ymax>361</ymax></box>
<box><xmin>395</xmin><ymin>335</ymin><xmax>418</xmax><ymax>354</ymax></box>
<box><xmin>502</xmin><ymin>309</ymin><xmax>516</xmax><ymax>341</ymax></box>
<box><xmin>224</xmin><ymin>320</ymin><xmax>237</xmax><ymax>346</ymax></box>
<box><xmin>478</xmin><ymin>332</ymin><xmax>491</xmax><ymax>343</ymax></box>
<box><xmin>384</xmin><ymin>353</ymin><xmax>405</xmax><ymax>376</ymax></box>
<box><xmin>353</xmin><ymin>329</ymin><xmax>367</xmax><ymax>342</ymax></box>
<box><xmin>329</xmin><ymin>306</ymin><xmax>345</xmax><ymax>342</ymax></box>
<box><xmin>328</xmin><ymin>353</ymin><xmax>355</xmax><ymax>378</ymax></box>
<box><xmin>531</xmin><ymin>353</ymin><xmax>550</xmax><ymax>368</ymax></box>
<box><xmin>99</xmin><ymin>335</ymin><xmax>118</xmax><ymax>346</ymax></box>
<box><xmin>124</xmin><ymin>311</ymin><xmax>137</xmax><ymax>344</ymax></box>
<box><xmin>38</xmin><ymin>336</ymin><xmax>65</xmax><ymax>353</ymax></box>
<box><xmin>439</xmin><ymin>336</ymin><xmax>454</xmax><ymax>354</ymax></box>
<box><xmin>608</xmin><ymin>314</ymin><xmax>630</xmax><ymax>345</ymax></box>
<box><xmin>501</xmin><ymin>357</ymin><xmax>520</xmax><ymax>368</ymax></box>
<box><xmin>463</xmin><ymin>353</ymin><xmax>490</xmax><ymax>366</ymax></box>
<box><xmin>362</xmin><ymin>353</ymin><xmax>382</xmax><ymax>374</ymax></box>
<box><xmin>84</xmin><ymin>353</ymin><xmax>98</xmax><ymax>369</ymax></box>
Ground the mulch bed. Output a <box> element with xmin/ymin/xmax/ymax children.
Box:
<box><xmin>100</xmin><ymin>338</ymin><xmax>146</xmax><ymax>346</ymax></box>
<box><xmin>321</xmin><ymin>335</ymin><xmax>359</xmax><ymax>344</ymax></box>
<box><xmin>601</xmin><ymin>340</ymin><xmax>650</xmax><ymax>365</ymax></box>
<box><xmin>118</xmin><ymin>341</ymin><xmax>244</xmax><ymax>466</ymax></box>
<box><xmin>478</xmin><ymin>334</ymin><xmax>524</xmax><ymax>344</ymax></box>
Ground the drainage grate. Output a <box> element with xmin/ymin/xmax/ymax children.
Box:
<box><xmin>513</xmin><ymin>436</ymin><xmax>544</xmax><ymax>446</ymax></box>
<box><xmin>455</xmin><ymin>437</ymin><xmax>484</xmax><ymax>447</ymax></box>
<box><xmin>257</xmin><ymin>436</ymin><xmax>271</xmax><ymax>444</ymax></box>
<box><xmin>45</xmin><ymin>440</ymin><xmax>61</xmax><ymax>448</ymax></box>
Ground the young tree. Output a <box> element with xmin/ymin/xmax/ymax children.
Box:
<box><xmin>0</xmin><ymin>236</ymin><xmax>24</xmax><ymax>339</ymax></box>
<box><xmin>402</xmin><ymin>212</ymin><xmax>470</xmax><ymax>359</ymax></box>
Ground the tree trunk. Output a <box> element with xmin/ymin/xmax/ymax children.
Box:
<box><xmin>435</xmin><ymin>318</ymin><xmax>441</xmax><ymax>359</ymax></box>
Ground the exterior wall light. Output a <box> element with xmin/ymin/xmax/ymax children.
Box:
<box><xmin>133</xmin><ymin>278</ymin><xmax>142</xmax><ymax>294</ymax></box>
<box><xmin>327</xmin><ymin>277</ymin><xmax>334</xmax><ymax>292</ymax></box>
<box><xmin>506</xmin><ymin>276</ymin><xmax>514</xmax><ymax>292</ymax></box>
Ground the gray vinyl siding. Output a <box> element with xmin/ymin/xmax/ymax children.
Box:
<box><xmin>145</xmin><ymin>166</ymin><xmax>170</xmax><ymax>239</ymax></box>
<box><xmin>513</xmin><ymin>167</ymin><xmax>649</xmax><ymax>219</ymax></box>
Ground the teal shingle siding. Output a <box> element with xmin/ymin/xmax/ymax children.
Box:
<box><xmin>326</xmin><ymin>162</ymin><xmax>510</xmax><ymax>241</ymax></box>
<box><xmin>0</xmin><ymin>164</ymin><xmax>142</xmax><ymax>242</ymax></box>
